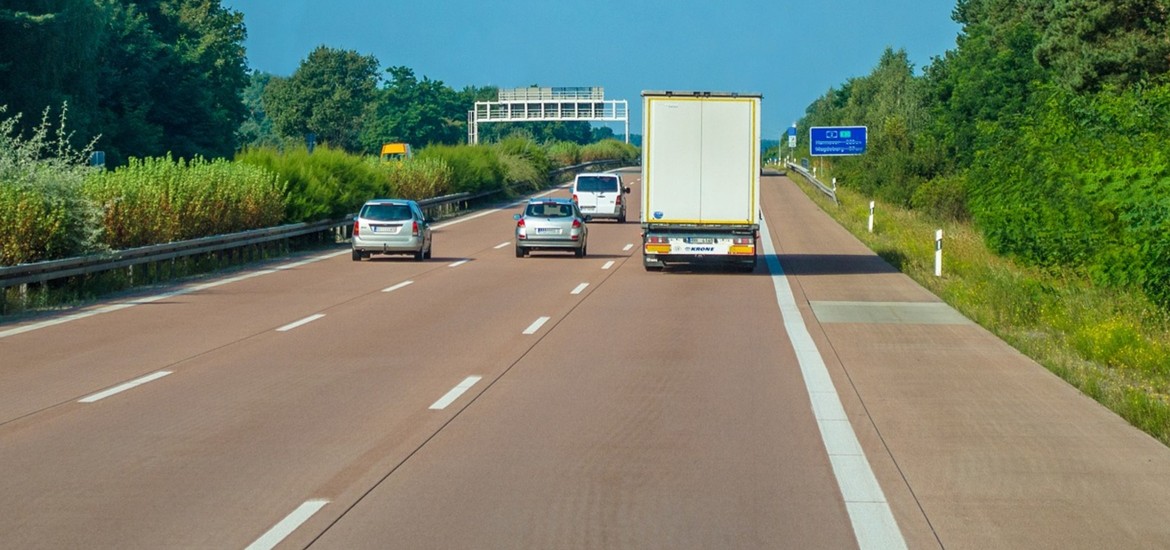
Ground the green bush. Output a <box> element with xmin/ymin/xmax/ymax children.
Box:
<box><xmin>236</xmin><ymin>145</ymin><xmax>384</xmax><ymax>222</ymax></box>
<box><xmin>546</xmin><ymin>140</ymin><xmax>581</xmax><ymax>166</ymax></box>
<box><xmin>384</xmin><ymin>157</ymin><xmax>453</xmax><ymax>200</ymax></box>
<box><xmin>83</xmin><ymin>155</ymin><xmax>286</xmax><ymax>248</ymax></box>
<box><xmin>580</xmin><ymin>139</ymin><xmax>639</xmax><ymax>163</ymax></box>
<box><xmin>416</xmin><ymin>144</ymin><xmax>506</xmax><ymax>194</ymax></box>
<box><xmin>911</xmin><ymin>173</ymin><xmax>970</xmax><ymax>222</ymax></box>
<box><xmin>495</xmin><ymin>135</ymin><xmax>552</xmax><ymax>185</ymax></box>
<box><xmin>0</xmin><ymin>105</ymin><xmax>103</xmax><ymax>265</ymax></box>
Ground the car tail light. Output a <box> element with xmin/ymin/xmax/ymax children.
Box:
<box><xmin>517</xmin><ymin>218</ymin><xmax>526</xmax><ymax>228</ymax></box>
<box><xmin>353</xmin><ymin>220</ymin><xmax>360</xmax><ymax>237</ymax></box>
<box><xmin>615</xmin><ymin>195</ymin><xmax>622</xmax><ymax>206</ymax></box>
<box><xmin>412</xmin><ymin>220</ymin><xmax>420</xmax><ymax>236</ymax></box>
<box><xmin>571</xmin><ymin>194</ymin><xmax>579</xmax><ymax>204</ymax></box>
<box><xmin>571</xmin><ymin>218</ymin><xmax>582</xmax><ymax>229</ymax></box>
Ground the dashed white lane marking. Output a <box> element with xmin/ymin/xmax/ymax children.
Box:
<box><xmin>429</xmin><ymin>376</ymin><xmax>483</xmax><ymax>410</ymax></box>
<box><xmin>571</xmin><ymin>283</ymin><xmax>589</xmax><ymax>295</ymax></box>
<box><xmin>382</xmin><ymin>281</ymin><xmax>413</xmax><ymax>293</ymax></box>
<box><xmin>494</xmin><ymin>242</ymin><xmax>510</xmax><ymax>249</ymax></box>
<box><xmin>0</xmin><ymin>250</ymin><xmax>350</xmax><ymax>340</ymax></box>
<box><xmin>276</xmin><ymin>314</ymin><xmax>325</xmax><ymax>332</ymax></box>
<box><xmin>759</xmin><ymin>215</ymin><xmax>906</xmax><ymax>550</ymax></box>
<box><xmin>79</xmin><ymin>371</ymin><xmax>172</xmax><ymax>403</ymax></box>
<box><xmin>448</xmin><ymin>259</ymin><xmax>470</xmax><ymax>268</ymax></box>
<box><xmin>522</xmin><ymin>316</ymin><xmax>550</xmax><ymax>335</ymax></box>
<box><xmin>602</xmin><ymin>261</ymin><xmax>616</xmax><ymax>270</ymax></box>
<box><xmin>246</xmin><ymin>499</ymin><xmax>329</xmax><ymax>550</ymax></box>
<box><xmin>623</xmin><ymin>243</ymin><xmax>634</xmax><ymax>252</ymax></box>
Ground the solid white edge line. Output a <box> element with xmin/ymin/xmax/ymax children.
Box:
<box><xmin>494</xmin><ymin>242</ymin><xmax>510</xmax><ymax>249</ymax></box>
<box><xmin>571</xmin><ymin>283</ymin><xmax>589</xmax><ymax>295</ymax></box>
<box><xmin>276</xmin><ymin>313</ymin><xmax>325</xmax><ymax>332</ymax></box>
<box><xmin>0</xmin><ymin>249</ymin><xmax>350</xmax><ymax>340</ymax></box>
<box><xmin>428</xmin><ymin>375</ymin><xmax>483</xmax><ymax>410</ymax></box>
<box><xmin>79</xmin><ymin>371</ymin><xmax>172</xmax><ymax>403</ymax></box>
<box><xmin>759</xmin><ymin>214</ymin><xmax>907</xmax><ymax>550</ymax></box>
<box><xmin>246</xmin><ymin>499</ymin><xmax>329</xmax><ymax>550</ymax></box>
<box><xmin>448</xmin><ymin>259</ymin><xmax>470</xmax><ymax>268</ymax></box>
<box><xmin>522</xmin><ymin>316</ymin><xmax>550</xmax><ymax>335</ymax></box>
<box><xmin>382</xmin><ymin>280</ymin><xmax>414</xmax><ymax>293</ymax></box>
<box><xmin>602</xmin><ymin>260</ymin><xmax>616</xmax><ymax>270</ymax></box>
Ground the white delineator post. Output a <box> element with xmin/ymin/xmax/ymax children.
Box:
<box><xmin>934</xmin><ymin>229</ymin><xmax>944</xmax><ymax>277</ymax></box>
<box><xmin>868</xmin><ymin>201</ymin><xmax>875</xmax><ymax>233</ymax></box>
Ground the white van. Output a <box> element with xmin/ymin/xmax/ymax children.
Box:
<box><xmin>571</xmin><ymin>173</ymin><xmax>630</xmax><ymax>223</ymax></box>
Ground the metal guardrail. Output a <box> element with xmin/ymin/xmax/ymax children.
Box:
<box><xmin>786</xmin><ymin>161</ymin><xmax>838</xmax><ymax>206</ymax></box>
<box><xmin>0</xmin><ymin>159</ymin><xmax>630</xmax><ymax>289</ymax></box>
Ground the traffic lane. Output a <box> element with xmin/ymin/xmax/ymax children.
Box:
<box><xmin>0</xmin><ymin>195</ymin><xmax>558</xmax><ymax>424</ymax></box>
<box><xmin>0</xmin><ymin>226</ymin><xmax>635</xmax><ymax>548</ymax></box>
<box><xmin>312</xmin><ymin>247</ymin><xmax>858</xmax><ymax>548</ymax></box>
<box><xmin>761</xmin><ymin>175</ymin><xmax>1170</xmax><ymax>547</ymax></box>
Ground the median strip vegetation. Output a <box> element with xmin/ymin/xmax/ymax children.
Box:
<box><xmin>788</xmin><ymin>172</ymin><xmax>1170</xmax><ymax>447</ymax></box>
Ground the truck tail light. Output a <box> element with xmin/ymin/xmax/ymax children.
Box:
<box><xmin>615</xmin><ymin>195</ymin><xmax>622</xmax><ymax>206</ymax></box>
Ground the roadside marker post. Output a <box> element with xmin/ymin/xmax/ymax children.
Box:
<box><xmin>868</xmin><ymin>201</ymin><xmax>875</xmax><ymax>233</ymax></box>
<box><xmin>935</xmin><ymin>229</ymin><xmax>944</xmax><ymax>277</ymax></box>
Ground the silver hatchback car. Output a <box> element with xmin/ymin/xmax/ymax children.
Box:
<box><xmin>514</xmin><ymin>198</ymin><xmax>589</xmax><ymax>258</ymax></box>
<box><xmin>352</xmin><ymin>199</ymin><xmax>433</xmax><ymax>261</ymax></box>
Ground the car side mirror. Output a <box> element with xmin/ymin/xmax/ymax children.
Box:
<box><xmin>425</xmin><ymin>216</ymin><xmax>435</xmax><ymax>224</ymax></box>
<box><xmin>623</xmin><ymin>187</ymin><xmax>631</xmax><ymax>193</ymax></box>
<box><xmin>513</xmin><ymin>214</ymin><xmax>522</xmax><ymax>221</ymax></box>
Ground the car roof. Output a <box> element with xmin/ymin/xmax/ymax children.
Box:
<box><xmin>526</xmin><ymin>197</ymin><xmax>574</xmax><ymax>204</ymax></box>
<box><xmin>363</xmin><ymin>198</ymin><xmax>416</xmax><ymax>206</ymax></box>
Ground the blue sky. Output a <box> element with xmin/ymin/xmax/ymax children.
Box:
<box><xmin>222</xmin><ymin>0</ymin><xmax>962</xmax><ymax>141</ymax></box>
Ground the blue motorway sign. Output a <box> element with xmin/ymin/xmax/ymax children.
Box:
<box><xmin>810</xmin><ymin>126</ymin><xmax>867</xmax><ymax>156</ymax></box>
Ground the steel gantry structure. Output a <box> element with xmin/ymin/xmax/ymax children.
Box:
<box><xmin>468</xmin><ymin>87</ymin><xmax>629</xmax><ymax>144</ymax></box>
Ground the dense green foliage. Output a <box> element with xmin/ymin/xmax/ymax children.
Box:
<box><xmin>795</xmin><ymin>0</ymin><xmax>1170</xmax><ymax>308</ymax></box>
<box><xmin>0</xmin><ymin>0</ymin><xmax>248</xmax><ymax>166</ymax></box>
<box><xmin>235</xmin><ymin>145</ymin><xmax>386</xmax><ymax>223</ymax></box>
<box><xmin>0</xmin><ymin>106</ymin><xmax>102</xmax><ymax>264</ymax></box>
<box><xmin>83</xmin><ymin>156</ymin><xmax>286</xmax><ymax>249</ymax></box>
<box><xmin>262</xmin><ymin>47</ymin><xmax>381</xmax><ymax>152</ymax></box>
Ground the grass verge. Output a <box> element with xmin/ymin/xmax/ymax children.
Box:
<box><xmin>786</xmin><ymin>169</ymin><xmax>1170</xmax><ymax>447</ymax></box>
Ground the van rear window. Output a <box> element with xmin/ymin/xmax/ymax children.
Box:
<box><xmin>575</xmin><ymin>176</ymin><xmax>619</xmax><ymax>193</ymax></box>
<box><xmin>361</xmin><ymin>204</ymin><xmax>412</xmax><ymax>221</ymax></box>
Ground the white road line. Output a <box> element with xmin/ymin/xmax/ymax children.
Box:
<box><xmin>79</xmin><ymin>371</ymin><xmax>172</xmax><ymax>403</ymax></box>
<box><xmin>759</xmin><ymin>215</ymin><xmax>907</xmax><ymax>550</ymax></box>
<box><xmin>246</xmin><ymin>499</ymin><xmax>329</xmax><ymax>550</ymax></box>
<box><xmin>522</xmin><ymin>316</ymin><xmax>550</xmax><ymax>335</ymax></box>
<box><xmin>448</xmin><ymin>259</ymin><xmax>470</xmax><ymax>268</ymax></box>
<box><xmin>382</xmin><ymin>281</ymin><xmax>414</xmax><ymax>293</ymax></box>
<box><xmin>602</xmin><ymin>261</ymin><xmax>616</xmax><ymax>270</ymax></box>
<box><xmin>571</xmin><ymin>283</ymin><xmax>589</xmax><ymax>295</ymax></box>
<box><xmin>276</xmin><ymin>314</ymin><xmax>325</xmax><ymax>332</ymax></box>
<box><xmin>429</xmin><ymin>376</ymin><xmax>483</xmax><ymax>410</ymax></box>
<box><xmin>494</xmin><ymin>242</ymin><xmax>510</xmax><ymax>249</ymax></box>
<box><xmin>0</xmin><ymin>249</ymin><xmax>350</xmax><ymax>340</ymax></box>
<box><xmin>623</xmin><ymin>243</ymin><xmax>634</xmax><ymax>251</ymax></box>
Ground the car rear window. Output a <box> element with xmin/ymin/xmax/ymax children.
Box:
<box><xmin>361</xmin><ymin>204</ymin><xmax>412</xmax><ymax>221</ymax></box>
<box><xmin>526</xmin><ymin>203</ymin><xmax>574</xmax><ymax>218</ymax></box>
<box><xmin>575</xmin><ymin>176</ymin><xmax>619</xmax><ymax>193</ymax></box>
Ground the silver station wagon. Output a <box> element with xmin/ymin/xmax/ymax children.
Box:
<box><xmin>514</xmin><ymin>198</ymin><xmax>589</xmax><ymax>258</ymax></box>
<box><xmin>352</xmin><ymin>199</ymin><xmax>433</xmax><ymax>261</ymax></box>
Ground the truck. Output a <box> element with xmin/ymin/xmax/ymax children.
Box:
<box><xmin>379</xmin><ymin>142</ymin><xmax>413</xmax><ymax>162</ymax></box>
<box><xmin>640</xmin><ymin>91</ymin><xmax>762</xmax><ymax>272</ymax></box>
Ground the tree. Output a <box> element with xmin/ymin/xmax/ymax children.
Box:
<box><xmin>237</xmin><ymin>71</ymin><xmax>282</xmax><ymax>149</ymax></box>
<box><xmin>1034</xmin><ymin>0</ymin><xmax>1170</xmax><ymax>92</ymax></box>
<box><xmin>360</xmin><ymin>65</ymin><xmax>467</xmax><ymax>152</ymax></box>
<box><xmin>264</xmin><ymin>46</ymin><xmax>380</xmax><ymax>152</ymax></box>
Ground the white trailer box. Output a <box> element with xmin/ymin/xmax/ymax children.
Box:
<box><xmin>641</xmin><ymin>91</ymin><xmax>761</xmax><ymax>271</ymax></box>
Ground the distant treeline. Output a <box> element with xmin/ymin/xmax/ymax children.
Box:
<box><xmin>789</xmin><ymin>0</ymin><xmax>1170</xmax><ymax>307</ymax></box>
<box><xmin>0</xmin><ymin>1</ymin><xmax>618</xmax><ymax>167</ymax></box>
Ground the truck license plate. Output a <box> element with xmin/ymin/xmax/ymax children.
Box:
<box><xmin>686</xmin><ymin>237</ymin><xmax>714</xmax><ymax>244</ymax></box>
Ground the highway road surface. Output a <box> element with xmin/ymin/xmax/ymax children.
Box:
<box><xmin>2</xmin><ymin>168</ymin><xmax>1169</xmax><ymax>549</ymax></box>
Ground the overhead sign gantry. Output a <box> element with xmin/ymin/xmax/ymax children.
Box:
<box><xmin>468</xmin><ymin>87</ymin><xmax>629</xmax><ymax>144</ymax></box>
